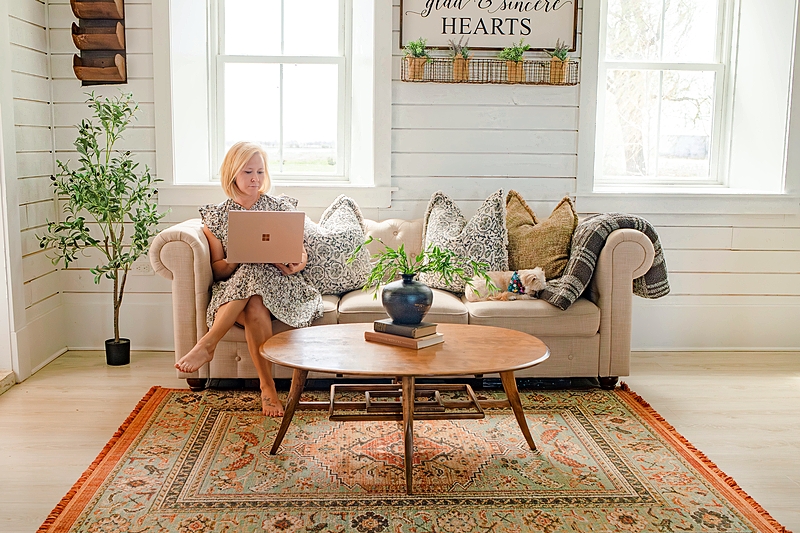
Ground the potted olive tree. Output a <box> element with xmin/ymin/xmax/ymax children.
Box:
<box><xmin>39</xmin><ymin>92</ymin><xmax>166</xmax><ymax>365</ymax></box>
<box><xmin>498</xmin><ymin>39</ymin><xmax>530</xmax><ymax>83</ymax></box>
<box><xmin>349</xmin><ymin>237</ymin><xmax>496</xmax><ymax>325</ymax></box>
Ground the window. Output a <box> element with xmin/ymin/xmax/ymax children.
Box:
<box><xmin>211</xmin><ymin>0</ymin><xmax>347</xmax><ymax>180</ymax></box>
<box><xmin>597</xmin><ymin>0</ymin><xmax>729</xmax><ymax>186</ymax></box>
<box><xmin>153</xmin><ymin>0</ymin><xmax>393</xmax><ymax>208</ymax></box>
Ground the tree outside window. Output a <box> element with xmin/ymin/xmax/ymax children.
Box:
<box><xmin>600</xmin><ymin>0</ymin><xmax>724</xmax><ymax>184</ymax></box>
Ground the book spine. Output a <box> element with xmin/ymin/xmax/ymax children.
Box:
<box><xmin>373</xmin><ymin>321</ymin><xmax>418</xmax><ymax>338</ymax></box>
<box><xmin>365</xmin><ymin>331</ymin><xmax>416</xmax><ymax>349</ymax></box>
<box><xmin>373</xmin><ymin>321</ymin><xmax>436</xmax><ymax>338</ymax></box>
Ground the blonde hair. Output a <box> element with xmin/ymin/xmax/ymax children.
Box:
<box><xmin>219</xmin><ymin>142</ymin><xmax>271</xmax><ymax>199</ymax></box>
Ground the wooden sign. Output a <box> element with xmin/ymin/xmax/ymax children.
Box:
<box><xmin>400</xmin><ymin>0</ymin><xmax>577</xmax><ymax>51</ymax></box>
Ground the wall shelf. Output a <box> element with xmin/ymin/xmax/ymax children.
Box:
<box><xmin>71</xmin><ymin>21</ymin><xmax>125</xmax><ymax>51</ymax></box>
<box><xmin>70</xmin><ymin>0</ymin><xmax>127</xmax><ymax>85</ymax></box>
<box><xmin>73</xmin><ymin>54</ymin><xmax>126</xmax><ymax>83</ymax></box>
<box><xmin>401</xmin><ymin>57</ymin><xmax>579</xmax><ymax>86</ymax></box>
<box><xmin>70</xmin><ymin>0</ymin><xmax>124</xmax><ymax>20</ymax></box>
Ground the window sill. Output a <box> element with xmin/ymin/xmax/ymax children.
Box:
<box><xmin>575</xmin><ymin>190</ymin><xmax>800</xmax><ymax>215</ymax></box>
<box><xmin>158</xmin><ymin>184</ymin><xmax>396</xmax><ymax>209</ymax></box>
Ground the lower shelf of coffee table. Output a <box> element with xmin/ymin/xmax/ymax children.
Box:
<box><xmin>327</xmin><ymin>383</ymin><xmax>488</xmax><ymax>421</ymax></box>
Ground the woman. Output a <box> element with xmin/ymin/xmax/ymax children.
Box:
<box><xmin>175</xmin><ymin>142</ymin><xmax>324</xmax><ymax>416</ymax></box>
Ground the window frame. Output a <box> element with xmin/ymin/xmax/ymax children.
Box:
<box><xmin>575</xmin><ymin>0</ymin><xmax>800</xmax><ymax>214</ymax></box>
<box><xmin>594</xmin><ymin>0</ymin><xmax>732</xmax><ymax>188</ymax></box>
<box><xmin>209</xmin><ymin>0</ymin><xmax>351</xmax><ymax>182</ymax></box>
<box><xmin>152</xmin><ymin>0</ymin><xmax>394</xmax><ymax>209</ymax></box>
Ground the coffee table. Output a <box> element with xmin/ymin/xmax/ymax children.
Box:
<box><xmin>260</xmin><ymin>323</ymin><xmax>550</xmax><ymax>494</ymax></box>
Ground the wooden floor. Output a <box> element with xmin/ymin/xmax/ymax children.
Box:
<box><xmin>0</xmin><ymin>350</ymin><xmax>797</xmax><ymax>533</ymax></box>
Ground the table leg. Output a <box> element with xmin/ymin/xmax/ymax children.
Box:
<box><xmin>499</xmin><ymin>370</ymin><xmax>537</xmax><ymax>451</ymax></box>
<box><xmin>402</xmin><ymin>376</ymin><xmax>415</xmax><ymax>494</ymax></box>
<box><xmin>269</xmin><ymin>368</ymin><xmax>308</xmax><ymax>455</ymax></box>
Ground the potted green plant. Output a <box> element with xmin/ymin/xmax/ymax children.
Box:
<box><xmin>349</xmin><ymin>237</ymin><xmax>496</xmax><ymax>324</ymax></box>
<box><xmin>498</xmin><ymin>39</ymin><xmax>530</xmax><ymax>83</ymax></box>
<box><xmin>38</xmin><ymin>92</ymin><xmax>166</xmax><ymax>366</ymax></box>
<box><xmin>404</xmin><ymin>37</ymin><xmax>430</xmax><ymax>81</ymax></box>
<box><xmin>547</xmin><ymin>39</ymin><xmax>570</xmax><ymax>85</ymax></box>
<box><xmin>448</xmin><ymin>37</ymin><xmax>471</xmax><ymax>82</ymax></box>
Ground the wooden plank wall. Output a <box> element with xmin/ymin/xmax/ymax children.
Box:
<box><xmin>8</xmin><ymin>0</ymin><xmax>66</xmax><ymax>375</ymax></box>
<box><xmin>4</xmin><ymin>0</ymin><xmax>796</xmax><ymax>359</ymax></box>
<box><xmin>47</xmin><ymin>0</ymin><xmax>172</xmax><ymax>350</ymax></box>
<box><xmin>386</xmin><ymin>0</ymin><xmax>582</xmax><ymax>221</ymax></box>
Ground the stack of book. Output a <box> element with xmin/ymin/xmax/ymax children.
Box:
<box><xmin>364</xmin><ymin>318</ymin><xmax>443</xmax><ymax>349</ymax></box>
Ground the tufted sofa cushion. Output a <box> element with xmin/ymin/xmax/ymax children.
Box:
<box><xmin>363</xmin><ymin>219</ymin><xmax>424</xmax><ymax>258</ymax></box>
<box><xmin>464</xmin><ymin>298</ymin><xmax>600</xmax><ymax>337</ymax></box>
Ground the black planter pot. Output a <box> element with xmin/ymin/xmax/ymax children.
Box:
<box><xmin>105</xmin><ymin>338</ymin><xmax>131</xmax><ymax>366</ymax></box>
<box><xmin>381</xmin><ymin>274</ymin><xmax>433</xmax><ymax>325</ymax></box>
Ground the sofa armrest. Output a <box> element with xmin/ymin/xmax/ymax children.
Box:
<box><xmin>590</xmin><ymin>228</ymin><xmax>656</xmax><ymax>378</ymax></box>
<box><xmin>149</xmin><ymin>219</ymin><xmax>213</xmax><ymax>374</ymax></box>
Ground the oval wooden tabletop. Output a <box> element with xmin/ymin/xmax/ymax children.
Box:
<box><xmin>261</xmin><ymin>323</ymin><xmax>549</xmax><ymax>377</ymax></box>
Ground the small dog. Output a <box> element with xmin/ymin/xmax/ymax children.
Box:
<box><xmin>465</xmin><ymin>267</ymin><xmax>546</xmax><ymax>302</ymax></box>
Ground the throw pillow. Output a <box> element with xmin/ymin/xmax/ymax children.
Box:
<box><xmin>302</xmin><ymin>195</ymin><xmax>372</xmax><ymax>295</ymax></box>
<box><xmin>506</xmin><ymin>191</ymin><xmax>578</xmax><ymax>280</ymax></box>
<box><xmin>419</xmin><ymin>190</ymin><xmax>508</xmax><ymax>293</ymax></box>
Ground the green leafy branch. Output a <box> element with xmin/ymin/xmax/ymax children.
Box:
<box><xmin>348</xmin><ymin>236</ymin><xmax>498</xmax><ymax>297</ymax></box>
<box><xmin>498</xmin><ymin>39</ymin><xmax>531</xmax><ymax>62</ymax></box>
<box><xmin>404</xmin><ymin>37</ymin><xmax>431</xmax><ymax>60</ymax></box>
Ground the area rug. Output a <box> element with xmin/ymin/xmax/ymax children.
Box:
<box><xmin>38</xmin><ymin>385</ymin><xmax>790</xmax><ymax>533</ymax></box>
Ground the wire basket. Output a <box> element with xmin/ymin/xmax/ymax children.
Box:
<box><xmin>401</xmin><ymin>57</ymin><xmax>579</xmax><ymax>85</ymax></box>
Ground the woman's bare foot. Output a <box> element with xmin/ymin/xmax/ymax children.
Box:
<box><xmin>260</xmin><ymin>385</ymin><xmax>284</xmax><ymax>417</ymax></box>
<box><xmin>175</xmin><ymin>343</ymin><xmax>214</xmax><ymax>373</ymax></box>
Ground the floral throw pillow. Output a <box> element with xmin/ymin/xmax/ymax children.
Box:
<box><xmin>419</xmin><ymin>190</ymin><xmax>509</xmax><ymax>293</ymax></box>
<box><xmin>302</xmin><ymin>195</ymin><xmax>372</xmax><ymax>295</ymax></box>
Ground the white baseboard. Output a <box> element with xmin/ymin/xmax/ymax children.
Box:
<box><xmin>14</xmin><ymin>306</ymin><xmax>68</xmax><ymax>381</ymax></box>
<box><xmin>29</xmin><ymin>348</ymin><xmax>68</xmax><ymax>375</ymax></box>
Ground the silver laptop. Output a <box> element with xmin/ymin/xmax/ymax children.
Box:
<box><xmin>226</xmin><ymin>211</ymin><xmax>305</xmax><ymax>264</ymax></box>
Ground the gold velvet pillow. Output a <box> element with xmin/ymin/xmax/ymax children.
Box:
<box><xmin>506</xmin><ymin>191</ymin><xmax>578</xmax><ymax>279</ymax></box>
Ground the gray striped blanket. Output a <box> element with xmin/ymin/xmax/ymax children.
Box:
<box><xmin>539</xmin><ymin>213</ymin><xmax>670</xmax><ymax>310</ymax></box>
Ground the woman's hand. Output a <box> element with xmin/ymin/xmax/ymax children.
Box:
<box><xmin>274</xmin><ymin>249</ymin><xmax>308</xmax><ymax>276</ymax></box>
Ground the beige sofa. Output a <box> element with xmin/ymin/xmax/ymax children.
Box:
<box><xmin>149</xmin><ymin>217</ymin><xmax>655</xmax><ymax>390</ymax></box>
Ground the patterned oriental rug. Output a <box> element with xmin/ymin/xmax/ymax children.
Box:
<box><xmin>39</xmin><ymin>386</ymin><xmax>791</xmax><ymax>533</ymax></box>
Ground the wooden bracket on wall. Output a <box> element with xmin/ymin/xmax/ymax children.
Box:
<box><xmin>70</xmin><ymin>0</ymin><xmax>127</xmax><ymax>85</ymax></box>
<box><xmin>71</xmin><ymin>0</ymin><xmax>124</xmax><ymax>19</ymax></box>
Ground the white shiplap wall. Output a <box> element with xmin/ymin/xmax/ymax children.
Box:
<box><xmin>7</xmin><ymin>0</ymin><xmax>65</xmax><ymax>378</ymax></box>
<box><xmin>631</xmin><ymin>213</ymin><xmax>800</xmax><ymax>350</ymax></box>
<box><xmin>386</xmin><ymin>0</ymin><xmax>582</xmax><ymax>220</ymax></box>
<box><xmin>4</xmin><ymin>0</ymin><xmax>797</xmax><ymax>371</ymax></box>
<box><xmin>47</xmin><ymin>0</ymin><xmax>172</xmax><ymax>351</ymax></box>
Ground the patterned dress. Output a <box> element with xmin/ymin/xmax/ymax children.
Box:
<box><xmin>199</xmin><ymin>194</ymin><xmax>324</xmax><ymax>329</ymax></box>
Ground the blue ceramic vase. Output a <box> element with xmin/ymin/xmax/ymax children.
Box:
<box><xmin>381</xmin><ymin>274</ymin><xmax>433</xmax><ymax>325</ymax></box>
